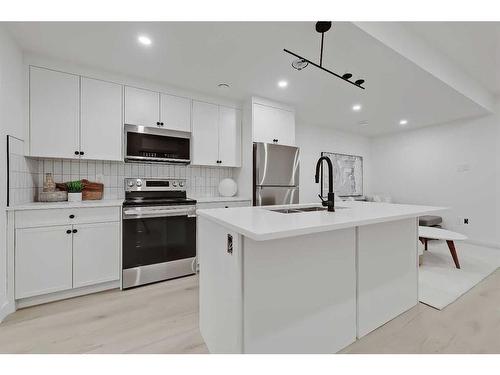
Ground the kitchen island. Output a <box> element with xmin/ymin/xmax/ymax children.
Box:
<box><xmin>197</xmin><ymin>201</ymin><xmax>444</xmax><ymax>354</ymax></box>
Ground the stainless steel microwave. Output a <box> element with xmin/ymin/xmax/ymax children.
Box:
<box><xmin>124</xmin><ymin>124</ymin><xmax>191</xmax><ymax>164</ymax></box>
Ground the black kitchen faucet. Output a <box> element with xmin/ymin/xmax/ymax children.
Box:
<box><xmin>314</xmin><ymin>156</ymin><xmax>335</xmax><ymax>212</ymax></box>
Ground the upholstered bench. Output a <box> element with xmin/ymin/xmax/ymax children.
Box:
<box><xmin>419</xmin><ymin>215</ymin><xmax>442</xmax><ymax>227</ymax></box>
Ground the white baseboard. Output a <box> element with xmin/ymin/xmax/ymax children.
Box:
<box><xmin>0</xmin><ymin>300</ymin><xmax>15</xmax><ymax>323</ymax></box>
<box><xmin>16</xmin><ymin>280</ymin><xmax>120</xmax><ymax>309</ymax></box>
<box><xmin>465</xmin><ymin>239</ymin><xmax>500</xmax><ymax>249</ymax></box>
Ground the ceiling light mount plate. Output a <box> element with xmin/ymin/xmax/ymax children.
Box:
<box><xmin>315</xmin><ymin>21</ymin><xmax>332</xmax><ymax>34</ymax></box>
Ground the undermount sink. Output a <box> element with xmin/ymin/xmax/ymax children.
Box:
<box><xmin>269</xmin><ymin>206</ymin><xmax>349</xmax><ymax>213</ymax></box>
<box><xmin>296</xmin><ymin>206</ymin><xmax>328</xmax><ymax>212</ymax></box>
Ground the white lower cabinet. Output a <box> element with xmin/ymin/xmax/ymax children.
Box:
<box><xmin>14</xmin><ymin>206</ymin><xmax>121</xmax><ymax>301</ymax></box>
<box><xmin>73</xmin><ymin>222</ymin><xmax>120</xmax><ymax>288</ymax></box>
<box><xmin>15</xmin><ymin>226</ymin><xmax>73</xmax><ymax>299</ymax></box>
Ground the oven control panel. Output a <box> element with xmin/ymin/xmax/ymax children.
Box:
<box><xmin>125</xmin><ymin>178</ymin><xmax>186</xmax><ymax>192</ymax></box>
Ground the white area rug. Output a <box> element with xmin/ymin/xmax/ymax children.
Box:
<box><xmin>419</xmin><ymin>241</ymin><xmax>500</xmax><ymax>310</ymax></box>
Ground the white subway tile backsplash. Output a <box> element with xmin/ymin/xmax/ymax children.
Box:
<box><xmin>43</xmin><ymin>159</ymin><xmax>53</xmax><ymax>174</ymax></box>
<box><xmin>53</xmin><ymin>160</ymin><xmax>62</xmax><ymax>175</ymax></box>
<box><xmin>71</xmin><ymin>160</ymin><xmax>80</xmax><ymax>175</ymax></box>
<box><xmin>10</xmin><ymin>155</ymin><xmax>235</xmax><ymax>204</ymax></box>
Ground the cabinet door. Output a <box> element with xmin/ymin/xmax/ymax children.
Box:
<box><xmin>253</xmin><ymin>103</ymin><xmax>295</xmax><ymax>146</ymax></box>
<box><xmin>72</xmin><ymin>222</ymin><xmax>120</xmax><ymax>288</ymax></box>
<box><xmin>218</xmin><ymin>106</ymin><xmax>241</xmax><ymax>167</ymax></box>
<box><xmin>15</xmin><ymin>226</ymin><xmax>73</xmax><ymax>299</ymax></box>
<box><xmin>81</xmin><ymin>77</ymin><xmax>123</xmax><ymax>161</ymax></box>
<box><xmin>160</xmin><ymin>93</ymin><xmax>191</xmax><ymax>132</ymax></box>
<box><xmin>124</xmin><ymin>86</ymin><xmax>160</xmax><ymax>127</ymax></box>
<box><xmin>191</xmin><ymin>101</ymin><xmax>219</xmax><ymax>166</ymax></box>
<box><xmin>273</xmin><ymin>107</ymin><xmax>295</xmax><ymax>146</ymax></box>
<box><xmin>30</xmin><ymin>67</ymin><xmax>80</xmax><ymax>158</ymax></box>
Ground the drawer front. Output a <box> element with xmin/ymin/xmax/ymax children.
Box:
<box><xmin>16</xmin><ymin>206</ymin><xmax>121</xmax><ymax>228</ymax></box>
<box><xmin>197</xmin><ymin>200</ymin><xmax>251</xmax><ymax>210</ymax></box>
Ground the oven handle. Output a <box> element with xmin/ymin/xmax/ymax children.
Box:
<box><xmin>123</xmin><ymin>208</ymin><xmax>197</xmax><ymax>219</ymax></box>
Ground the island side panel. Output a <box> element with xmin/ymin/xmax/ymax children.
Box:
<box><xmin>242</xmin><ymin>228</ymin><xmax>357</xmax><ymax>354</ymax></box>
<box><xmin>198</xmin><ymin>216</ymin><xmax>243</xmax><ymax>353</ymax></box>
<box><xmin>357</xmin><ymin>218</ymin><xmax>418</xmax><ymax>338</ymax></box>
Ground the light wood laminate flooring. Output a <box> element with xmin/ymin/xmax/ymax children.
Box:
<box><xmin>1</xmin><ymin>270</ymin><xmax>499</xmax><ymax>353</ymax></box>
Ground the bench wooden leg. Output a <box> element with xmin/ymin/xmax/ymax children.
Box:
<box><xmin>419</xmin><ymin>237</ymin><xmax>429</xmax><ymax>250</ymax></box>
<box><xmin>446</xmin><ymin>240</ymin><xmax>461</xmax><ymax>269</ymax></box>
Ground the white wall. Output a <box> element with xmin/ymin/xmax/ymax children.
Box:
<box><xmin>0</xmin><ymin>26</ymin><xmax>25</xmax><ymax>321</ymax></box>
<box><xmin>296</xmin><ymin>123</ymin><xmax>372</xmax><ymax>204</ymax></box>
<box><xmin>370</xmin><ymin>105</ymin><xmax>500</xmax><ymax>248</ymax></box>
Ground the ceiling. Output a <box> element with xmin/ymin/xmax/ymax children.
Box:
<box><xmin>405</xmin><ymin>22</ymin><xmax>500</xmax><ymax>96</ymax></box>
<box><xmin>4</xmin><ymin>22</ymin><xmax>491</xmax><ymax>136</ymax></box>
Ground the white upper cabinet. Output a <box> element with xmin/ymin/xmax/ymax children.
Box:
<box><xmin>253</xmin><ymin>102</ymin><xmax>295</xmax><ymax>146</ymax></box>
<box><xmin>30</xmin><ymin>67</ymin><xmax>124</xmax><ymax>161</ymax></box>
<box><xmin>160</xmin><ymin>93</ymin><xmax>191</xmax><ymax>132</ymax></box>
<box><xmin>124</xmin><ymin>86</ymin><xmax>160</xmax><ymax>127</ymax></box>
<box><xmin>192</xmin><ymin>101</ymin><xmax>242</xmax><ymax>167</ymax></box>
<box><xmin>218</xmin><ymin>106</ymin><xmax>242</xmax><ymax>167</ymax></box>
<box><xmin>192</xmin><ymin>101</ymin><xmax>219</xmax><ymax>166</ymax></box>
<box><xmin>30</xmin><ymin>67</ymin><xmax>80</xmax><ymax>158</ymax></box>
<box><xmin>80</xmin><ymin>78</ymin><xmax>123</xmax><ymax>161</ymax></box>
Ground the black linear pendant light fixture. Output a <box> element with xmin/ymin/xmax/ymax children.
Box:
<box><xmin>284</xmin><ymin>21</ymin><xmax>365</xmax><ymax>90</ymax></box>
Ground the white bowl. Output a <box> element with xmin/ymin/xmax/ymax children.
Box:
<box><xmin>218</xmin><ymin>178</ymin><xmax>237</xmax><ymax>197</ymax></box>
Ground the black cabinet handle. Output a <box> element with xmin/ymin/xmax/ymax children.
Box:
<box><xmin>66</xmin><ymin>229</ymin><xmax>71</xmax><ymax>234</ymax></box>
<box><xmin>74</xmin><ymin>151</ymin><xmax>79</xmax><ymax>155</ymax></box>
<box><xmin>79</xmin><ymin>151</ymin><xmax>84</xmax><ymax>156</ymax></box>
<box><xmin>72</xmin><ymin>229</ymin><xmax>78</xmax><ymax>234</ymax></box>
<box><xmin>69</xmin><ymin>214</ymin><xmax>75</xmax><ymax>219</ymax></box>
<box><xmin>156</xmin><ymin>121</ymin><xmax>160</xmax><ymax>126</ymax></box>
<box><xmin>160</xmin><ymin>122</ymin><xmax>164</xmax><ymax>126</ymax></box>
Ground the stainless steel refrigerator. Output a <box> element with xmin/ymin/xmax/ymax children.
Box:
<box><xmin>253</xmin><ymin>142</ymin><xmax>300</xmax><ymax>206</ymax></box>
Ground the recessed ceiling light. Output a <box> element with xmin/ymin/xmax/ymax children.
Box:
<box><xmin>352</xmin><ymin>104</ymin><xmax>362</xmax><ymax>111</ymax></box>
<box><xmin>399</xmin><ymin>119</ymin><xmax>408</xmax><ymax>126</ymax></box>
<box><xmin>278</xmin><ymin>80</ymin><xmax>288</xmax><ymax>88</ymax></box>
<box><xmin>217</xmin><ymin>83</ymin><xmax>230</xmax><ymax>89</ymax></box>
<box><xmin>138</xmin><ymin>35</ymin><xmax>152</xmax><ymax>46</ymax></box>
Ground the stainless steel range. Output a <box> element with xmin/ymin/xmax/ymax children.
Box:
<box><xmin>122</xmin><ymin>178</ymin><xmax>197</xmax><ymax>289</ymax></box>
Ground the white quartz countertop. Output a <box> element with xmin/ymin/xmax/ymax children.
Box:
<box><xmin>190</xmin><ymin>196</ymin><xmax>251</xmax><ymax>203</ymax></box>
<box><xmin>197</xmin><ymin>201</ymin><xmax>446</xmax><ymax>241</ymax></box>
<box><xmin>6</xmin><ymin>199</ymin><xmax>124</xmax><ymax>211</ymax></box>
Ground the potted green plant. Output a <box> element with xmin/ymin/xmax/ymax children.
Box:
<box><xmin>66</xmin><ymin>180</ymin><xmax>84</xmax><ymax>202</ymax></box>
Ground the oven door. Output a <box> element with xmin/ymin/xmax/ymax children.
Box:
<box><xmin>124</xmin><ymin>124</ymin><xmax>191</xmax><ymax>164</ymax></box>
<box><xmin>122</xmin><ymin>205</ymin><xmax>196</xmax><ymax>288</ymax></box>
